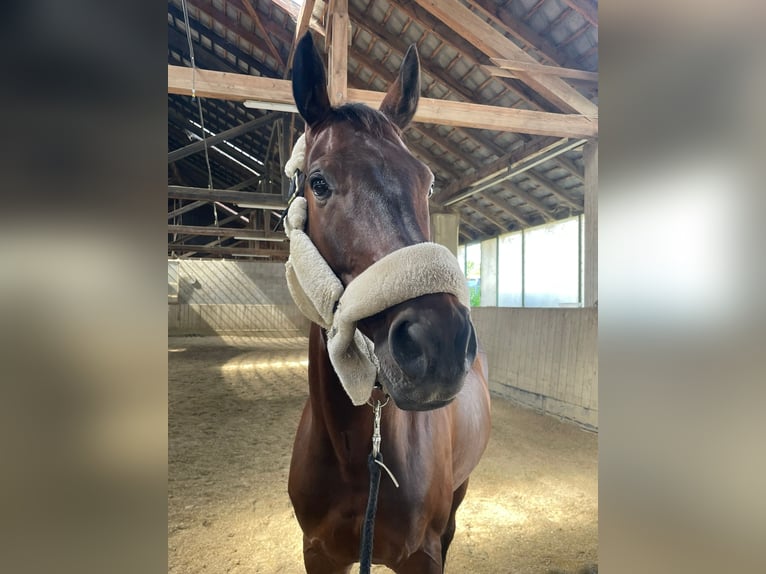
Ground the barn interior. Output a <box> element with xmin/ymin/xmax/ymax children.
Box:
<box><xmin>168</xmin><ymin>1</ymin><xmax>598</xmax><ymax>572</ymax></box>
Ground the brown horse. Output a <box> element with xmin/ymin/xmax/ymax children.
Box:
<box><xmin>287</xmin><ymin>33</ymin><xmax>491</xmax><ymax>573</ymax></box>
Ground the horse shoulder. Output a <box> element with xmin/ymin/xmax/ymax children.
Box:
<box><xmin>450</xmin><ymin>353</ymin><xmax>492</xmax><ymax>487</ymax></box>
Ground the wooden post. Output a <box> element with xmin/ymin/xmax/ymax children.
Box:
<box><xmin>278</xmin><ymin>117</ymin><xmax>292</xmax><ymax>201</ymax></box>
<box><xmin>583</xmin><ymin>140</ymin><xmax>598</xmax><ymax>307</ymax></box>
<box><xmin>327</xmin><ymin>0</ymin><xmax>348</xmax><ymax>107</ymax></box>
<box><xmin>430</xmin><ymin>212</ymin><xmax>460</xmax><ymax>256</ymax></box>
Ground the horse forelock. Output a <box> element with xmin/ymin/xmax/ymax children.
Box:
<box><xmin>312</xmin><ymin>103</ymin><xmax>402</xmax><ymax>140</ymax></box>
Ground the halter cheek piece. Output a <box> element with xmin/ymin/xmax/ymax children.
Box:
<box><xmin>282</xmin><ymin>135</ymin><xmax>470</xmax><ymax>406</ymax></box>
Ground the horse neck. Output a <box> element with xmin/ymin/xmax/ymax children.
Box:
<box><xmin>307</xmin><ymin>324</ymin><xmax>375</xmax><ymax>465</ymax></box>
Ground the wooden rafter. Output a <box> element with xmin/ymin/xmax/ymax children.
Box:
<box><xmin>170</xmin><ymin>208</ymin><xmax>255</xmax><ymax>244</ymax></box>
<box><xmin>168</xmin><ymin>1</ymin><xmax>598</xmax><ymax>252</ymax></box>
<box><xmin>468</xmin><ymin>0</ymin><xmax>574</xmax><ymax>68</ymax></box>
<box><xmin>347</xmin><ymin>16</ymin><xmax>512</xmax><ymax>156</ymax></box>
<box><xmin>439</xmin><ymin>136</ymin><xmax>585</xmax><ymax>208</ymax></box>
<box><xmin>477</xmin><ymin>193</ymin><xmax>532</xmax><ymax>227</ymax></box>
<box><xmin>347</xmin><ymin>45</ymin><xmax>509</xmax><ymax>161</ymax></box>
<box><xmin>411</xmin><ymin>0</ymin><xmax>597</xmax><ymax>116</ymax></box>
<box><xmin>172</xmin><ymin>2</ymin><xmax>279</xmax><ymax>78</ymax></box>
<box><xmin>168</xmin><ymin>200</ymin><xmax>207</xmax><ymax>220</ymax></box>
<box><xmin>498</xmin><ymin>182</ymin><xmax>555</xmax><ymax>222</ymax></box>
<box><xmin>168</xmin><ymin>65</ymin><xmax>597</xmax><ymax>138</ymax></box>
<box><xmin>168</xmin><ymin>112</ymin><xmax>278</xmax><ymax>163</ymax></box>
<box><xmin>391</xmin><ymin>0</ymin><xmax>550</xmax><ymax>112</ymax></box>
<box><xmin>433</xmin><ymin>137</ymin><xmax>559</xmax><ymax>205</ymax></box>
<box><xmin>487</xmin><ymin>58</ymin><xmax>598</xmax><ymax>83</ymax></box>
<box><xmin>238</xmin><ymin>0</ymin><xmax>285</xmax><ymax>69</ymax></box>
<box><xmin>228</xmin><ymin>174</ymin><xmax>262</xmax><ymax>191</ymax></box>
<box><xmin>550</xmin><ymin>153</ymin><xmax>584</xmax><ymax>180</ymax></box>
<box><xmin>522</xmin><ymin>170</ymin><xmax>582</xmax><ymax>211</ymax></box>
<box><xmin>560</xmin><ymin>0</ymin><xmax>598</xmax><ymax>28</ymax></box>
<box><xmin>170</xmin><ymin>244</ymin><xmax>287</xmax><ymax>257</ymax></box>
<box><xmin>168</xmin><ymin>224</ymin><xmax>285</xmax><ymax>239</ymax></box>
<box><xmin>168</xmin><ymin>185</ymin><xmax>286</xmax><ymax>209</ymax></box>
<box><xmin>284</xmin><ymin>0</ymin><xmax>317</xmax><ymax>77</ymax></box>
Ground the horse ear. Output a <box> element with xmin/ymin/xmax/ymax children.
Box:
<box><xmin>292</xmin><ymin>32</ymin><xmax>331</xmax><ymax>128</ymax></box>
<box><xmin>379</xmin><ymin>44</ymin><xmax>420</xmax><ymax>129</ymax></box>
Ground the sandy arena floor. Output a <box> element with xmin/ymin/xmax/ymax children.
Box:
<box><xmin>168</xmin><ymin>336</ymin><xmax>597</xmax><ymax>573</ymax></box>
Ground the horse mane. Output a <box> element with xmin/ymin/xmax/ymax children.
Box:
<box><xmin>319</xmin><ymin>103</ymin><xmax>403</xmax><ymax>138</ymax></box>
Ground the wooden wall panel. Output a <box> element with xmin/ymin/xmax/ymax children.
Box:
<box><xmin>471</xmin><ymin>307</ymin><xmax>598</xmax><ymax>429</ymax></box>
<box><xmin>168</xmin><ymin>260</ymin><xmax>309</xmax><ymax>336</ymax></box>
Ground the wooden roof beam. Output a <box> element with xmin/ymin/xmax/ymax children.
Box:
<box><xmin>469</xmin><ymin>0</ymin><xmax>576</xmax><ymax>67</ymax></box>
<box><xmin>487</xmin><ymin>58</ymin><xmax>598</xmax><ymax>83</ymax></box>
<box><xmin>228</xmin><ymin>174</ymin><xmax>263</xmax><ymax>191</ymax></box>
<box><xmin>386</xmin><ymin>0</ymin><xmax>547</xmax><ymax>114</ymax></box>
<box><xmin>168</xmin><ymin>65</ymin><xmax>597</xmax><ymax>138</ymax></box>
<box><xmin>168</xmin><ymin>224</ymin><xmax>286</xmax><ymax>239</ymax></box>
<box><xmin>168</xmin><ymin>200</ymin><xmax>207</xmax><ymax>220</ymax></box>
<box><xmin>169</xmin><ymin>2</ymin><xmax>280</xmax><ymax>78</ymax></box>
<box><xmin>168</xmin><ymin>97</ymin><xmax>270</xmax><ymax>162</ymax></box>
<box><xmin>169</xmin><ymin>207</ymin><xmax>256</xmax><ymax>243</ymax></box>
<box><xmin>349</xmin><ymin>12</ymin><xmax>512</xmax><ymax>156</ymax></box>
<box><xmin>168</xmin><ymin>112</ymin><xmax>278</xmax><ymax>163</ymax></box>
<box><xmin>284</xmin><ymin>0</ymin><xmax>317</xmax><ymax>77</ymax></box>
<box><xmin>351</xmin><ymin>27</ymin><xmax>504</xmax><ymax>160</ymax></box>
<box><xmin>432</xmin><ymin>136</ymin><xmax>570</xmax><ymax>205</ymax></box>
<box><xmin>168</xmin><ymin>185</ymin><xmax>286</xmax><ymax>209</ymax></box>
<box><xmin>238</xmin><ymin>0</ymin><xmax>285</xmax><ymax>69</ymax></box>
<box><xmin>168</xmin><ymin>244</ymin><xmax>287</xmax><ymax>257</ymax></box>
<box><xmin>411</xmin><ymin>0</ymin><xmax>597</xmax><ymax>116</ymax></box>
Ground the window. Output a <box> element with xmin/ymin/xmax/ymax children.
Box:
<box><xmin>460</xmin><ymin>216</ymin><xmax>583</xmax><ymax>308</ymax></box>
<box><xmin>498</xmin><ymin>231</ymin><xmax>523</xmax><ymax>306</ymax></box>
<box><xmin>465</xmin><ymin>243</ymin><xmax>481</xmax><ymax>307</ymax></box>
<box><xmin>523</xmin><ymin>217</ymin><xmax>580</xmax><ymax>307</ymax></box>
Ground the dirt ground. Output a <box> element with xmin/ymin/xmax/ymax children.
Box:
<box><xmin>168</xmin><ymin>336</ymin><xmax>597</xmax><ymax>573</ymax></box>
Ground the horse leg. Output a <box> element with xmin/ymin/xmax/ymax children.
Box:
<box><xmin>302</xmin><ymin>537</ymin><xmax>352</xmax><ymax>574</ymax></box>
<box><xmin>440</xmin><ymin>478</ymin><xmax>470</xmax><ymax>568</ymax></box>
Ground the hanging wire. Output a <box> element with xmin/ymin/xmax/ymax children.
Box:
<box><xmin>181</xmin><ymin>0</ymin><xmax>214</xmax><ymax>193</ymax></box>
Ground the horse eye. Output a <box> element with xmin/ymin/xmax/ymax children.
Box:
<box><xmin>427</xmin><ymin>184</ymin><xmax>434</xmax><ymax>198</ymax></box>
<box><xmin>309</xmin><ymin>175</ymin><xmax>331</xmax><ymax>198</ymax></box>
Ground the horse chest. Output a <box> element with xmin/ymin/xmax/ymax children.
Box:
<box><xmin>291</xmin><ymin>434</ymin><xmax>451</xmax><ymax>548</ymax></box>
<box><xmin>300</xmin><ymin>469</ymin><xmax>447</xmax><ymax>566</ymax></box>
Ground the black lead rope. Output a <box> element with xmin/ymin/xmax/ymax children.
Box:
<box><xmin>359</xmin><ymin>451</ymin><xmax>383</xmax><ymax>574</ymax></box>
<box><xmin>359</xmin><ymin>394</ymin><xmax>398</xmax><ymax>573</ymax></box>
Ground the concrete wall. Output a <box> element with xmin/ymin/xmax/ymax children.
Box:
<box><xmin>471</xmin><ymin>307</ymin><xmax>598</xmax><ymax>429</ymax></box>
<box><xmin>168</xmin><ymin>259</ymin><xmax>309</xmax><ymax>336</ymax></box>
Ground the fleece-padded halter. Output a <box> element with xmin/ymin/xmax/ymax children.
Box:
<box><xmin>283</xmin><ymin>134</ymin><xmax>469</xmax><ymax>405</ymax></box>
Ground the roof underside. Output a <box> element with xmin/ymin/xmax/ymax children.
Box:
<box><xmin>168</xmin><ymin>0</ymin><xmax>598</xmax><ymax>260</ymax></box>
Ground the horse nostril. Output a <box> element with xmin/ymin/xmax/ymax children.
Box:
<box><xmin>461</xmin><ymin>321</ymin><xmax>478</xmax><ymax>371</ymax></box>
<box><xmin>389</xmin><ymin>318</ymin><xmax>428</xmax><ymax>380</ymax></box>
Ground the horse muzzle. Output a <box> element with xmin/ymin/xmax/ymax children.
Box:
<box><xmin>372</xmin><ymin>294</ymin><xmax>477</xmax><ymax>411</ymax></box>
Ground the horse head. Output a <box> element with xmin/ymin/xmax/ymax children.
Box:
<box><xmin>291</xmin><ymin>33</ymin><xmax>477</xmax><ymax>411</ymax></box>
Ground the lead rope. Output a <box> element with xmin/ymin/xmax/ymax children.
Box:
<box><xmin>359</xmin><ymin>395</ymin><xmax>399</xmax><ymax>574</ymax></box>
